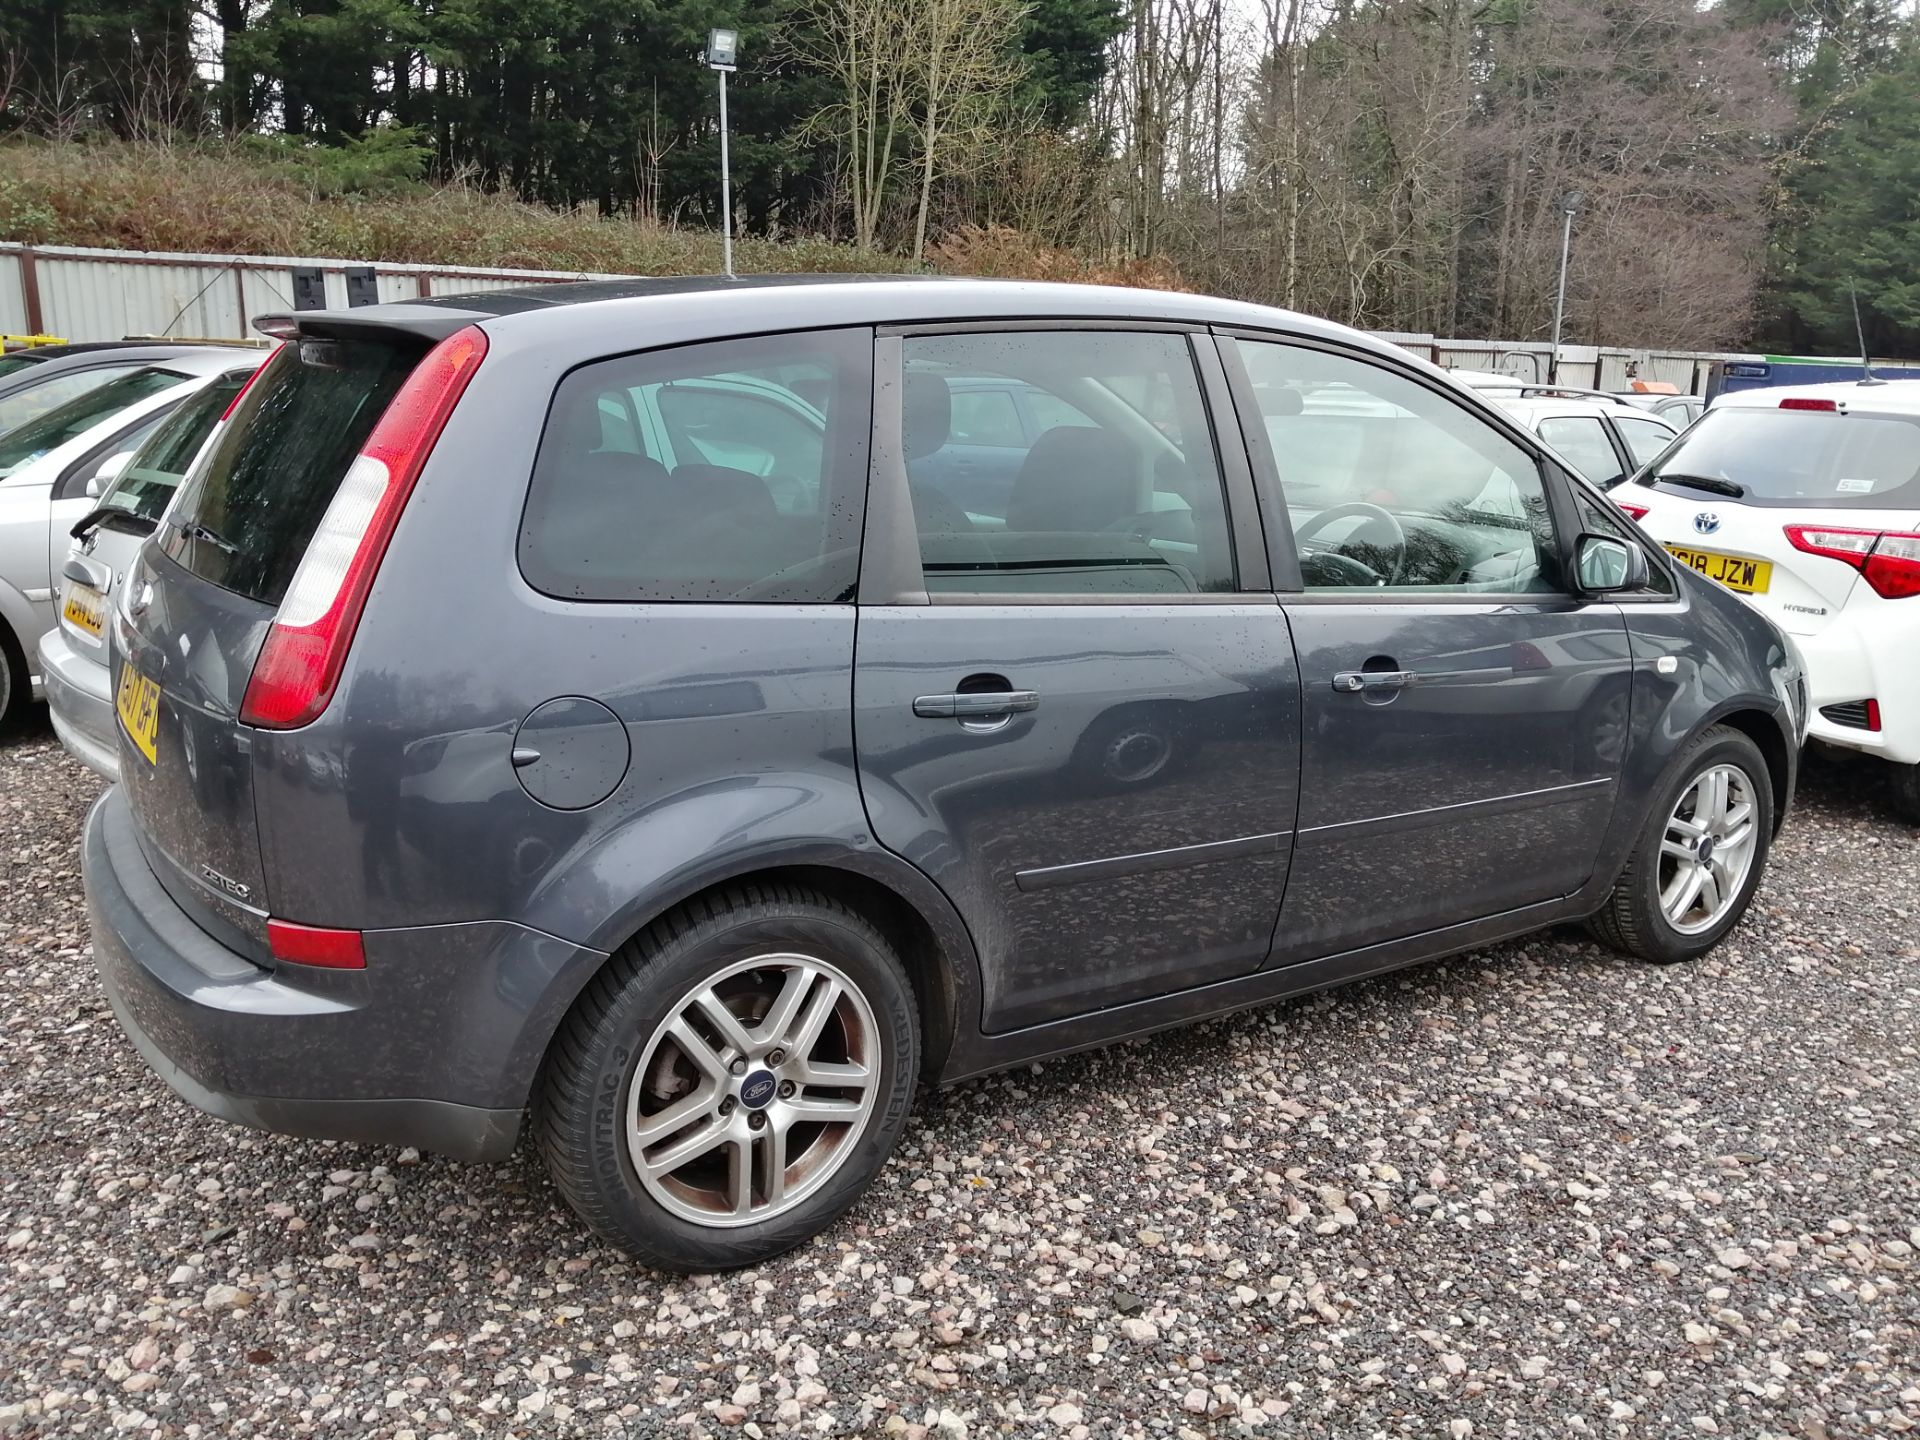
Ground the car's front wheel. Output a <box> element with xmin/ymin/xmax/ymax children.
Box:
<box><xmin>1588</xmin><ymin>725</ymin><xmax>1774</xmax><ymax>964</ymax></box>
<box><xmin>535</xmin><ymin>885</ymin><xmax>919</xmax><ymax>1272</ymax></box>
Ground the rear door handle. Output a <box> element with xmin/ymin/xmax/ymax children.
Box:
<box><xmin>1332</xmin><ymin>670</ymin><xmax>1414</xmax><ymax>694</ymax></box>
<box><xmin>913</xmin><ymin>690</ymin><xmax>1040</xmax><ymax>719</ymax></box>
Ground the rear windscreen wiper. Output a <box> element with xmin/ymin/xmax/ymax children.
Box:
<box><xmin>170</xmin><ymin>517</ymin><xmax>239</xmax><ymax>554</ymax></box>
<box><xmin>1654</xmin><ymin>473</ymin><xmax>1747</xmax><ymax>499</ymax></box>
<box><xmin>71</xmin><ymin>502</ymin><xmax>156</xmax><ymax>541</ymax></box>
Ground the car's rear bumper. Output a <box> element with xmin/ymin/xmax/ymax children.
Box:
<box><xmin>38</xmin><ymin>626</ymin><xmax>118</xmax><ymax>781</ymax></box>
<box><xmin>83</xmin><ymin>787</ymin><xmax>607</xmax><ymax>1162</ymax></box>
<box><xmin>1795</xmin><ymin>605</ymin><xmax>1920</xmax><ymax>766</ymax></box>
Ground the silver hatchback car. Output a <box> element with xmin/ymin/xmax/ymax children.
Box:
<box><xmin>0</xmin><ymin>348</ymin><xmax>259</xmax><ymax>728</ymax></box>
<box><xmin>40</xmin><ymin>359</ymin><xmax>266</xmax><ymax>775</ymax></box>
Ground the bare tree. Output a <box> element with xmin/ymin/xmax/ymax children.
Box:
<box><xmin>796</xmin><ymin>0</ymin><xmax>917</xmax><ymax>250</ymax></box>
<box><xmin>908</xmin><ymin>0</ymin><xmax>1027</xmax><ymax>261</ymax></box>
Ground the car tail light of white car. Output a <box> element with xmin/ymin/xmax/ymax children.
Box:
<box><xmin>1783</xmin><ymin>525</ymin><xmax>1920</xmax><ymax>600</ymax></box>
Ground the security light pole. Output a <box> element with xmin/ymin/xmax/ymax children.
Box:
<box><xmin>705</xmin><ymin>28</ymin><xmax>739</xmax><ymax>279</ymax></box>
<box><xmin>1549</xmin><ymin>190</ymin><xmax>1583</xmax><ymax>385</ymax></box>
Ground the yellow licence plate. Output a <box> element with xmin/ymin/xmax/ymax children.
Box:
<box><xmin>1664</xmin><ymin>545</ymin><xmax>1772</xmax><ymax>594</ymax></box>
<box><xmin>115</xmin><ymin>664</ymin><xmax>160</xmax><ymax>766</ymax></box>
<box><xmin>62</xmin><ymin>584</ymin><xmax>104</xmax><ymax>638</ymax></box>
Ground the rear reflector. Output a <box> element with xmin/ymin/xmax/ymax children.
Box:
<box><xmin>1819</xmin><ymin>699</ymin><xmax>1883</xmax><ymax>732</ymax></box>
<box><xmin>1779</xmin><ymin>397</ymin><xmax>1840</xmax><ymax>412</ymax></box>
<box><xmin>1786</xmin><ymin>524</ymin><xmax>1920</xmax><ymax>600</ymax></box>
<box><xmin>241</xmin><ymin>325</ymin><xmax>488</xmax><ymax>729</ymax></box>
<box><xmin>1616</xmin><ymin>500</ymin><xmax>1650</xmax><ymax>521</ymax></box>
<box><xmin>267</xmin><ymin>918</ymin><xmax>366</xmax><ymax>969</ymax></box>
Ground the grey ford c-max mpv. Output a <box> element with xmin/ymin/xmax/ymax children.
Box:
<box><xmin>83</xmin><ymin>276</ymin><xmax>1805</xmax><ymax>1271</ymax></box>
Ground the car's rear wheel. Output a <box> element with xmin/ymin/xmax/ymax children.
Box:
<box><xmin>1891</xmin><ymin>761</ymin><xmax>1920</xmax><ymax>826</ymax></box>
<box><xmin>535</xmin><ymin>884</ymin><xmax>919</xmax><ymax>1272</ymax></box>
<box><xmin>0</xmin><ymin>625</ymin><xmax>26</xmax><ymax>733</ymax></box>
<box><xmin>1588</xmin><ymin>725</ymin><xmax>1774</xmax><ymax>964</ymax></box>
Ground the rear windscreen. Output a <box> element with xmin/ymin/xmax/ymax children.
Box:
<box><xmin>162</xmin><ymin>337</ymin><xmax>418</xmax><ymax>606</ymax></box>
<box><xmin>0</xmin><ymin>367</ymin><xmax>183</xmax><ymax>477</ymax></box>
<box><xmin>1646</xmin><ymin>406</ymin><xmax>1920</xmax><ymax>507</ymax></box>
<box><xmin>0</xmin><ymin>355</ymin><xmax>44</xmax><ymax>379</ymax></box>
<box><xmin>104</xmin><ymin>371</ymin><xmax>250</xmax><ymax>521</ymax></box>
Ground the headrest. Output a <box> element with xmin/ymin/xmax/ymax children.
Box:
<box><xmin>903</xmin><ymin>372</ymin><xmax>952</xmax><ymax>461</ymax></box>
<box><xmin>1006</xmin><ymin>426</ymin><xmax>1138</xmax><ymax>533</ymax></box>
<box><xmin>668</xmin><ymin>463</ymin><xmax>777</xmax><ymax>522</ymax></box>
<box><xmin>1257</xmin><ymin>385</ymin><xmax>1304</xmax><ymax>417</ymax></box>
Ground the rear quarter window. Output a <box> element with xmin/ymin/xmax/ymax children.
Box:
<box><xmin>162</xmin><ymin>338</ymin><xmax>419</xmax><ymax>605</ymax></box>
<box><xmin>519</xmin><ymin>329</ymin><xmax>871</xmax><ymax>603</ymax></box>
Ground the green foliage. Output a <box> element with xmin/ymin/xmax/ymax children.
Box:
<box><xmin>1770</xmin><ymin>29</ymin><xmax>1920</xmax><ymax>352</ymax></box>
<box><xmin>238</xmin><ymin>126</ymin><xmax>431</xmax><ymax>197</ymax></box>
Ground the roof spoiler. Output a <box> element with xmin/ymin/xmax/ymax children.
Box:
<box><xmin>253</xmin><ymin>304</ymin><xmax>488</xmax><ymax>346</ymax></box>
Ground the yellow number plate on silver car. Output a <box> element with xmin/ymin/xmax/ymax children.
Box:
<box><xmin>62</xmin><ymin>583</ymin><xmax>105</xmax><ymax>638</ymax></box>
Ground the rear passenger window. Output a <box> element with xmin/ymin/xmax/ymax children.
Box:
<box><xmin>1616</xmin><ymin>416</ymin><xmax>1674</xmax><ymax>467</ymax></box>
<box><xmin>899</xmin><ymin>330</ymin><xmax>1237</xmax><ymax>597</ymax></box>
<box><xmin>520</xmin><ymin>330</ymin><xmax>870</xmax><ymax>603</ymax></box>
<box><xmin>1537</xmin><ymin>416</ymin><xmax>1625</xmax><ymax>486</ymax></box>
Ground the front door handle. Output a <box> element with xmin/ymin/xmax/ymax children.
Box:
<box><xmin>913</xmin><ymin>690</ymin><xmax>1040</xmax><ymax>719</ymax></box>
<box><xmin>1332</xmin><ymin>670</ymin><xmax>1414</xmax><ymax>694</ymax></box>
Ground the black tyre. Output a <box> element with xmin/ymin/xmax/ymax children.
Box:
<box><xmin>1891</xmin><ymin>761</ymin><xmax>1920</xmax><ymax>826</ymax></box>
<box><xmin>1588</xmin><ymin>725</ymin><xmax>1774</xmax><ymax>964</ymax></box>
<box><xmin>0</xmin><ymin>625</ymin><xmax>26</xmax><ymax>734</ymax></box>
<box><xmin>534</xmin><ymin>884</ymin><xmax>919</xmax><ymax>1272</ymax></box>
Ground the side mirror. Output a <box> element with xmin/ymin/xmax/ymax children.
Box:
<box><xmin>86</xmin><ymin>451</ymin><xmax>133</xmax><ymax>498</ymax></box>
<box><xmin>1575</xmin><ymin>533</ymin><xmax>1650</xmax><ymax>594</ymax></box>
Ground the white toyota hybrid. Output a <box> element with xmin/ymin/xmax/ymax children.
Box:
<box><xmin>1611</xmin><ymin>379</ymin><xmax>1920</xmax><ymax>820</ymax></box>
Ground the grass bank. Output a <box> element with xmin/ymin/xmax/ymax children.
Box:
<box><xmin>0</xmin><ymin>139</ymin><xmax>1184</xmax><ymax>289</ymax></box>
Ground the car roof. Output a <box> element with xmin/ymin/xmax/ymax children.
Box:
<box><xmin>259</xmin><ymin>275</ymin><xmax>1420</xmax><ymax>370</ymax></box>
<box><xmin>0</xmin><ymin>342</ymin><xmax>259</xmax><ymax>397</ymax></box>
<box><xmin>1713</xmin><ymin>378</ymin><xmax>1920</xmax><ymax>415</ymax></box>
<box><xmin>1487</xmin><ymin>393</ymin><xmax>1673</xmax><ymax>427</ymax></box>
<box><xmin>0</xmin><ymin>368</ymin><xmax>226</xmax><ymax>482</ymax></box>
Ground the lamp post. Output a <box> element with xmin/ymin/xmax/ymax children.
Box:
<box><xmin>1549</xmin><ymin>190</ymin><xmax>1583</xmax><ymax>385</ymax></box>
<box><xmin>704</xmin><ymin>28</ymin><xmax>739</xmax><ymax>279</ymax></box>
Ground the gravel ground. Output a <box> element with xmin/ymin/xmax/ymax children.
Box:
<box><xmin>1</xmin><ymin>711</ymin><xmax>1916</xmax><ymax>1440</ymax></box>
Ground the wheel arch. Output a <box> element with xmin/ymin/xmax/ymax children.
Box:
<box><xmin>1707</xmin><ymin>703</ymin><xmax>1794</xmax><ymax>834</ymax></box>
<box><xmin>541</xmin><ymin>849</ymin><xmax>979</xmax><ymax>1088</ymax></box>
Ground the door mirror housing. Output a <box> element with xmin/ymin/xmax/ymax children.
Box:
<box><xmin>1574</xmin><ymin>533</ymin><xmax>1650</xmax><ymax>594</ymax></box>
<box><xmin>86</xmin><ymin>451</ymin><xmax>133</xmax><ymax>498</ymax></box>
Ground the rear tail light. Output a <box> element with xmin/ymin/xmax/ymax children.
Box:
<box><xmin>267</xmin><ymin>918</ymin><xmax>366</xmax><ymax>969</ymax></box>
<box><xmin>241</xmin><ymin>325</ymin><xmax>488</xmax><ymax>728</ymax></box>
<box><xmin>1616</xmin><ymin>501</ymin><xmax>1650</xmax><ymax>521</ymax></box>
<box><xmin>1779</xmin><ymin>397</ymin><xmax>1839</xmax><ymax>412</ymax></box>
<box><xmin>1785</xmin><ymin>525</ymin><xmax>1920</xmax><ymax>600</ymax></box>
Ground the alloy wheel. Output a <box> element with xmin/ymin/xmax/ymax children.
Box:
<box><xmin>1658</xmin><ymin>762</ymin><xmax>1759</xmax><ymax>936</ymax></box>
<box><xmin>625</xmin><ymin>953</ymin><xmax>879</xmax><ymax>1228</ymax></box>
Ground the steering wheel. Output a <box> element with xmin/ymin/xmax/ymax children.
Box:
<box><xmin>1292</xmin><ymin>502</ymin><xmax>1408</xmax><ymax>586</ymax></box>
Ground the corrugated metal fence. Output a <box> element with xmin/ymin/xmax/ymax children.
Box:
<box><xmin>1</xmin><ymin>241</ymin><xmax>1747</xmax><ymax>394</ymax></box>
<box><xmin>0</xmin><ymin>242</ymin><xmax>614</xmax><ymax>344</ymax></box>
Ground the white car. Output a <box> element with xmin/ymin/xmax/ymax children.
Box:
<box><xmin>1460</xmin><ymin>380</ymin><xmax>1680</xmax><ymax>488</ymax></box>
<box><xmin>1611</xmin><ymin>379</ymin><xmax>1920</xmax><ymax>820</ymax></box>
<box><xmin>0</xmin><ymin>348</ymin><xmax>257</xmax><ymax>727</ymax></box>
